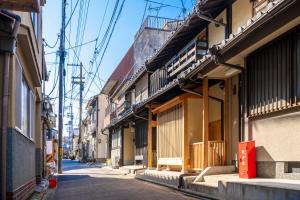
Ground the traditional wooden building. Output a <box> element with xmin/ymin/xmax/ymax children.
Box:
<box><xmin>114</xmin><ymin>0</ymin><xmax>300</xmax><ymax>179</ymax></box>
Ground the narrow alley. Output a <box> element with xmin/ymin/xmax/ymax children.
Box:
<box><xmin>53</xmin><ymin>160</ymin><xmax>199</xmax><ymax>200</ymax></box>
<box><xmin>1</xmin><ymin>0</ymin><xmax>300</xmax><ymax>199</ymax></box>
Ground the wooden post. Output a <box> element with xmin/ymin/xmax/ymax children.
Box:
<box><xmin>224</xmin><ymin>79</ymin><xmax>230</xmax><ymax>165</ymax></box>
<box><xmin>147</xmin><ymin>108</ymin><xmax>153</xmax><ymax>169</ymax></box>
<box><xmin>203</xmin><ymin>77</ymin><xmax>209</xmax><ymax>168</ymax></box>
<box><xmin>182</xmin><ymin>100</ymin><xmax>189</xmax><ymax>173</ymax></box>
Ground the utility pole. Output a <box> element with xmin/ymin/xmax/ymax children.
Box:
<box><xmin>68</xmin><ymin>63</ymin><xmax>85</xmax><ymax>161</ymax></box>
<box><xmin>58</xmin><ymin>0</ymin><xmax>66</xmax><ymax>174</ymax></box>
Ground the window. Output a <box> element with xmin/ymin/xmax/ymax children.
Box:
<box><xmin>246</xmin><ymin>26</ymin><xmax>300</xmax><ymax>117</ymax></box>
<box><xmin>15</xmin><ymin>58</ymin><xmax>35</xmax><ymax>139</ymax></box>
<box><xmin>31</xmin><ymin>12</ymin><xmax>39</xmax><ymax>39</ymax></box>
<box><xmin>112</xmin><ymin>130</ymin><xmax>121</xmax><ymax>149</ymax></box>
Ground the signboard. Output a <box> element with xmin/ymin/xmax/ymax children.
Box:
<box><xmin>46</xmin><ymin>140</ymin><xmax>53</xmax><ymax>154</ymax></box>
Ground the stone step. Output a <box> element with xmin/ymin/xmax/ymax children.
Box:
<box><xmin>203</xmin><ymin>173</ymin><xmax>239</xmax><ymax>184</ymax></box>
<box><xmin>137</xmin><ymin>170</ymin><xmax>181</xmax><ymax>187</ymax></box>
<box><xmin>189</xmin><ymin>182</ymin><xmax>219</xmax><ymax>198</ymax></box>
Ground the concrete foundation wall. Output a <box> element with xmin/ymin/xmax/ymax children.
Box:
<box><xmin>7</xmin><ymin>128</ymin><xmax>35</xmax><ymax>192</ymax></box>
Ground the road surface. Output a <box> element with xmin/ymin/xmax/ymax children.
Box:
<box><xmin>54</xmin><ymin>159</ymin><xmax>198</xmax><ymax>200</ymax></box>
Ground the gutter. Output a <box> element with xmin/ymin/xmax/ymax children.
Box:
<box><xmin>0</xmin><ymin>10</ymin><xmax>21</xmax><ymax>200</ymax></box>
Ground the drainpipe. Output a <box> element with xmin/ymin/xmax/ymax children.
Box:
<box><xmin>0</xmin><ymin>10</ymin><xmax>21</xmax><ymax>200</ymax></box>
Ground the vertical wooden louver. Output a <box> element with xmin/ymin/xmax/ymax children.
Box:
<box><xmin>246</xmin><ymin>26</ymin><xmax>300</xmax><ymax>117</ymax></box>
<box><xmin>157</xmin><ymin>103</ymin><xmax>183</xmax><ymax>158</ymax></box>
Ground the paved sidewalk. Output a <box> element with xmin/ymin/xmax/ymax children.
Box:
<box><xmin>52</xmin><ymin>160</ymin><xmax>198</xmax><ymax>200</ymax></box>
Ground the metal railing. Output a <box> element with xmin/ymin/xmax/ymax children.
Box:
<box><xmin>135</xmin><ymin>16</ymin><xmax>179</xmax><ymax>39</ymax></box>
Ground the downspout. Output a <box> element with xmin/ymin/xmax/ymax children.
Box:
<box><xmin>0</xmin><ymin>10</ymin><xmax>21</xmax><ymax>200</ymax></box>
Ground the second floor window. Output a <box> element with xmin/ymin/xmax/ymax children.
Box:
<box><xmin>112</xmin><ymin>130</ymin><xmax>121</xmax><ymax>149</ymax></box>
<box><xmin>15</xmin><ymin>57</ymin><xmax>35</xmax><ymax>140</ymax></box>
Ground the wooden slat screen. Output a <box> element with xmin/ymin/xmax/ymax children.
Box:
<box><xmin>246</xmin><ymin>26</ymin><xmax>300</xmax><ymax>117</ymax></box>
<box><xmin>157</xmin><ymin>103</ymin><xmax>183</xmax><ymax>158</ymax></box>
<box><xmin>135</xmin><ymin>120</ymin><xmax>148</xmax><ymax>148</ymax></box>
<box><xmin>150</xmin><ymin>68</ymin><xmax>168</xmax><ymax>96</ymax></box>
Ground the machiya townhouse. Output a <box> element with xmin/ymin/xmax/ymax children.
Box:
<box><xmin>92</xmin><ymin>0</ymin><xmax>300</xmax><ymax>184</ymax></box>
<box><xmin>0</xmin><ymin>0</ymin><xmax>53</xmax><ymax>199</ymax></box>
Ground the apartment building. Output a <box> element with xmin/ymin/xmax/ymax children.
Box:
<box><xmin>102</xmin><ymin>0</ymin><xmax>300</xmax><ymax>180</ymax></box>
<box><xmin>0</xmin><ymin>0</ymin><xmax>47</xmax><ymax>199</ymax></box>
<box><xmin>80</xmin><ymin>94</ymin><xmax>108</xmax><ymax>163</ymax></box>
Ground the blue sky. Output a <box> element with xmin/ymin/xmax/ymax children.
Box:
<box><xmin>43</xmin><ymin>0</ymin><xmax>195</xmax><ymax>135</ymax></box>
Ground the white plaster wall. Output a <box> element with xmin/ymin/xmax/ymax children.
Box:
<box><xmin>245</xmin><ymin>112</ymin><xmax>300</xmax><ymax>162</ymax></box>
<box><xmin>232</xmin><ymin>0</ymin><xmax>252</xmax><ymax>34</ymax></box>
<box><xmin>208</xmin><ymin>9</ymin><xmax>227</xmax><ymax>47</ymax></box>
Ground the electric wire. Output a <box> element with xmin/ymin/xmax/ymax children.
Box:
<box><xmin>84</xmin><ymin>0</ymin><xmax>126</xmax><ymax>98</ymax></box>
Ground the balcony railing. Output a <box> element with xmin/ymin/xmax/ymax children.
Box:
<box><xmin>208</xmin><ymin>140</ymin><xmax>225</xmax><ymax>167</ymax></box>
<box><xmin>150</xmin><ymin>68</ymin><xmax>169</xmax><ymax>96</ymax></box>
<box><xmin>149</xmin><ymin>37</ymin><xmax>208</xmax><ymax>96</ymax></box>
<box><xmin>166</xmin><ymin>37</ymin><xmax>207</xmax><ymax>78</ymax></box>
<box><xmin>190</xmin><ymin>142</ymin><xmax>204</xmax><ymax>170</ymax></box>
<box><xmin>135</xmin><ymin>16</ymin><xmax>179</xmax><ymax>39</ymax></box>
<box><xmin>190</xmin><ymin>140</ymin><xmax>225</xmax><ymax>170</ymax></box>
<box><xmin>116</xmin><ymin>101</ymin><xmax>131</xmax><ymax>116</ymax></box>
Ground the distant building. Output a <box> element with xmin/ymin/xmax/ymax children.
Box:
<box><xmin>101</xmin><ymin>16</ymin><xmax>177</xmax><ymax>168</ymax></box>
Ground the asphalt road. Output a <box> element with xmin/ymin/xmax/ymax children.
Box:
<box><xmin>54</xmin><ymin>160</ymin><xmax>198</xmax><ymax>200</ymax></box>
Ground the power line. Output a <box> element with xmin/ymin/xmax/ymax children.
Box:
<box><xmin>45</xmin><ymin>38</ymin><xmax>97</xmax><ymax>55</ymax></box>
<box><xmin>43</xmin><ymin>35</ymin><xmax>60</xmax><ymax>48</ymax></box>
<box><xmin>65</xmin><ymin>0</ymin><xmax>80</xmax><ymax>28</ymax></box>
<box><xmin>84</xmin><ymin>0</ymin><xmax>126</xmax><ymax>98</ymax></box>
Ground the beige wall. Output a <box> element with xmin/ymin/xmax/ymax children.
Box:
<box><xmin>232</xmin><ymin>0</ymin><xmax>252</xmax><ymax>34</ymax></box>
<box><xmin>208</xmin><ymin>9</ymin><xmax>227</xmax><ymax>47</ymax></box>
<box><xmin>187</xmin><ymin>98</ymin><xmax>203</xmax><ymax>144</ymax></box>
<box><xmin>228</xmin><ymin>75</ymin><xmax>239</xmax><ymax>163</ymax></box>
<box><xmin>245</xmin><ymin>112</ymin><xmax>300</xmax><ymax>162</ymax></box>
<box><xmin>123</xmin><ymin>127</ymin><xmax>134</xmax><ymax>164</ymax></box>
<box><xmin>97</xmin><ymin>94</ymin><xmax>108</xmax><ymax>159</ymax></box>
<box><xmin>14</xmin><ymin>10</ymin><xmax>43</xmax><ymax>81</ymax></box>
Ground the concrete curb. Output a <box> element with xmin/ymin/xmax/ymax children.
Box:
<box><xmin>135</xmin><ymin>175</ymin><xmax>218</xmax><ymax>200</ymax></box>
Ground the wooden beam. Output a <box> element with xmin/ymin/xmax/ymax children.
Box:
<box><xmin>147</xmin><ymin>108</ymin><xmax>153</xmax><ymax>169</ymax></box>
<box><xmin>182</xmin><ymin>99</ymin><xmax>189</xmax><ymax>173</ymax></box>
<box><xmin>152</xmin><ymin>93</ymin><xmax>200</xmax><ymax>114</ymax></box>
<box><xmin>224</xmin><ymin>78</ymin><xmax>230</xmax><ymax>165</ymax></box>
<box><xmin>152</xmin><ymin>96</ymin><xmax>183</xmax><ymax>114</ymax></box>
<box><xmin>203</xmin><ymin>77</ymin><xmax>209</xmax><ymax>168</ymax></box>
